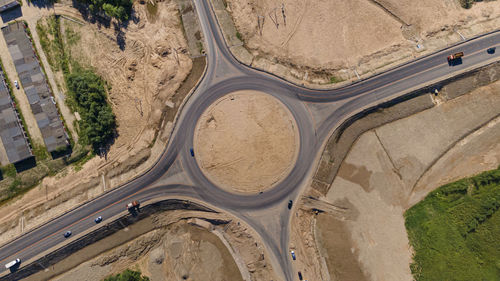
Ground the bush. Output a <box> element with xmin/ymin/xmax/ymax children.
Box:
<box><xmin>103</xmin><ymin>269</ymin><xmax>150</xmax><ymax>281</ymax></box>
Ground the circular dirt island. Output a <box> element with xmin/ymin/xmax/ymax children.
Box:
<box><xmin>193</xmin><ymin>90</ymin><xmax>299</xmax><ymax>194</ymax></box>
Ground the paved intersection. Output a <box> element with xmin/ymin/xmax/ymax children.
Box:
<box><xmin>0</xmin><ymin>0</ymin><xmax>499</xmax><ymax>280</ymax></box>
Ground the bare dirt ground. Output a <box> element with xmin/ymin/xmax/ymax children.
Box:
<box><xmin>64</xmin><ymin>1</ymin><xmax>192</xmax><ymax>165</ymax></box>
<box><xmin>224</xmin><ymin>0</ymin><xmax>500</xmax><ymax>85</ymax></box>
<box><xmin>194</xmin><ymin>90</ymin><xmax>299</xmax><ymax>193</ymax></box>
<box><xmin>295</xmin><ymin>79</ymin><xmax>500</xmax><ymax>281</ymax></box>
<box><xmin>0</xmin><ymin>1</ymin><xmax>195</xmax><ymax>246</ymax></box>
<box><xmin>31</xmin><ymin>210</ymin><xmax>277</xmax><ymax>281</ymax></box>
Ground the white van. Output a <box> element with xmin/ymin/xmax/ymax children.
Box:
<box><xmin>5</xmin><ymin>258</ymin><xmax>20</xmax><ymax>269</ymax></box>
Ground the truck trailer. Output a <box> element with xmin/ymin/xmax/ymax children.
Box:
<box><xmin>5</xmin><ymin>258</ymin><xmax>20</xmax><ymax>269</ymax></box>
<box><xmin>447</xmin><ymin>52</ymin><xmax>464</xmax><ymax>62</ymax></box>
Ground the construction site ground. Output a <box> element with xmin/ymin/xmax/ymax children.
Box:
<box><xmin>194</xmin><ymin>90</ymin><xmax>299</xmax><ymax>194</ymax></box>
<box><xmin>0</xmin><ymin>0</ymin><xmax>204</xmax><ymax>248</ymax></box>
<box><xmin>290</xmin><ymin>76</ymin><xmax>500</xmax><ymax>281</ymax></box>
<box><xmin>220</xmin><ymin>0</ymin><xmax>500</xmax><ymax>87</ymax></box>
<box><xmin>27</xmin><ymin>210</ymin><xmax>277</xmax><ymax>281</ymax></box>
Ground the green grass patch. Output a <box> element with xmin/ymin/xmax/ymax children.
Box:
<box><xmin>1</xmin><ymin>164</ymin><xmax>17</xmax><ymax>178</ymax></box>
<box><xmin>329</xmin><ymin>76</ymin><xmax>343</xmax><ymax>84</ymax></box>
<box><xmin>103</xmin><ymin>269</ymin><xmax>150</xmax><ymax>281</ymax></box>
<box><xmin>405</xmin><ymin>167</ymin><xmax>500</xmax><ymax>281</ymax></box>
<box><xmin>146</xmin><ymin>0</ymin><xmax>158</xmax><ymax>20</ymax></box>
<box><xmin>236</xmin><ymin>31</ymin><xmax>242</xmax><ymax>41</ymax></box>
<box><xmin>37</xmin><ymin>16</ymin><xmax>69</xmax><ymax>74</ymax></box>
<box><xmin>32</xmin><ymin>143</ymin><xmax>49</xmax><ymax>161</ymax></box>
<box><xmin>64</xmin><ymin>26</ymin><xmax>80</xmax><ymax>46</ymax></box>
<box><xmin>71</xmin><ymin>149</ymin><xmax>94</xmax><ymax>171</ymax></box>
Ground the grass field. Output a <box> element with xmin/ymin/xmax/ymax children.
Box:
<box><xmin>405</xmin><ymin>167</ymin><xmax>500</xmax><ymax>280</ymax></box>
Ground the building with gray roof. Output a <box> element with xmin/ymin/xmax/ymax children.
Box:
<box><xmin>2</xmin><ymin>21</ymin><xmax>69</xmax><ymax>154</ymax></box>
<box><xmin>0</xmin><ymin>71</ymin><xmax>32</xmax><ymax>164</ymax></box>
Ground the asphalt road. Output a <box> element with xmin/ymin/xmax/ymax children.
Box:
<box><xmin>0</xmin><ymin>1</ymin><xmax>499</xmax><ymax>280</ymax></box>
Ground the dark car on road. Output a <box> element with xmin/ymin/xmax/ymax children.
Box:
<box><xmin>95</xmin><ymin>216</ymin><xmax>102</xmax><ymax>223</ymax></box>
<box><xmin>190</xmin><ymin>148</ymin><xmax>195</xmax><ymax>157</ymax></box>
<box><xmin>63</xmin><ymin>231</ymin><xmax>72</xmax><ymax>238</ymax></box>
<box><xmin>288</xmin><ymin>200</ymin><xmax>293</xmax><ymax>209</ymax></box>
<box><xmin>291</xmin><ymin>250</ymin><xmax>296</xmax><ymax>260</ymax></box>
<box><xmin>487</xmin><ymin>47</ymin><xmax>496</xmax><ymax>54</ymax></box>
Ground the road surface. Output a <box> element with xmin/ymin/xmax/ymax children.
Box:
<box><xmin>0</xmin><ymin>1</ymin><xmax>499</xmax><ymax>280</ymax></box>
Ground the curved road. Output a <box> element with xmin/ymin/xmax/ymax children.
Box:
<box><xmin>0</xmin><ymin>0</ymin><xmax>499</xmax><ymax>280</ymax></box>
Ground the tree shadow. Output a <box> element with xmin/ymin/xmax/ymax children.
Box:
<box><xmin>70</xmin><ymin>0</ymin><xmax>135</xmax><ymax>50</ymax></box>
<box><xmin>25</xmin><ymin>0</ymin><xmax>54</xmax><ymax>9</ymax></box>
<box><xmin>71</xmin><ymin>0</ymin><xmax>111</xmax><ymax>29</ymax></box>
<box><xmin>448</xmin><ymin>58</ymin><xmax>463</xmax><ymax>66</ymax></box>
<box><xmin>113</xmin><ymin>21</ymin><xmax>126</xmax><ymax>50</ymax></box>
<box><xmin>50</xmin><ymin>145</ymin><xmax>73</xmax><ymax>160</ymax></box>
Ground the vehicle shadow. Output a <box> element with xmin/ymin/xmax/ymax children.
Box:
<box><xmin>448</xmin><ymin>58</ymin><xmax>463</xmax><ymax>66</ymax></box>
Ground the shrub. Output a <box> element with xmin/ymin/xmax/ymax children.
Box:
<box><xmin>103</xmin><ymin>269</ymin><xmax>150</xmax><ymax>281</ymax></box>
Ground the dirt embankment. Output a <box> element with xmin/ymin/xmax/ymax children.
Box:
<box><xmin>0</xmin><ymin>1</ymin><xmax>203</xmax><ymax>248</ymax></box>
<box><xmin>291</xmin><ymin>65</ymin><xmax>500</xmax><ymax>281</ymax></box>
<box><xmin>194</xmin><ymin>91</ymin><xmax>299</xmax><ymax>194</ymax></box>
<box><xmin>24</xmin><ymin>207</ymin><xmax>277</xmax><ymax>281</ymax></box>
<box><xmin>223</xmin><ymin>0</ymin><xmax>500</xmax><ymax>86</ymax></box>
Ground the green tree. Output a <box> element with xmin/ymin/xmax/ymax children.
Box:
<box><xmin>80</xmin><ymin>0</ymin><xmax>132</xmax><ymax>21</ymax></box>
<box><xmin>66</xmin><ymin>68</ymin><xmax>116</xmax><ymax>153</ymax></box>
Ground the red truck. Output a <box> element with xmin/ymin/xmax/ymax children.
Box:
<box><xmin>126</xmin><ymin>200</ymin><xmax>140</xmax><ymax>211</ymax></box>
<box><xmin>447</xmin><ymin>52</ymin><xmax>464</xmax><ymax>63</ymax></box>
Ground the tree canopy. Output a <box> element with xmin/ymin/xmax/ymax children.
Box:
<box><xmin>83</xmin><ymin>0</ymin><xmax>133</xmax><ymax>21</ymax></box>
<box><xmin>66</xmin><ymin>68</ymin><xmax>116</xmax><ymax>153</ymax></box>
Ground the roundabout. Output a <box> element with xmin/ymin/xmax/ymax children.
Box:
<box><xmin>193</xmin><ymin>90</ymin><xmax>300</xmax><ymax>194</ymax></box>
<box><xmin>177</xmin><ymin>76</ymin><xmax>316</xmax><ymax>209</ymax></box>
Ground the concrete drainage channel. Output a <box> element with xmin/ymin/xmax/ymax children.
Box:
<box><xmin>0</xmin><ymin>199</ymin><xmax>217</xmax><ymax>281</ymax></box>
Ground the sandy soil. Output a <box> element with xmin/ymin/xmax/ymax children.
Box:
<box><xmin>194</xmin><ymin>90</ymin><xmax>299</xmax><ymax>193</ymax></box>
<box><xmin>310</xmin><ymin>80</ymin><xmax>500</xmax><ymax>281</ymax></box>
<box><xmin>65</xmin><ymin>1</ymin><xmax>192</xmax><ymax>166</ymax></box>
<box><xmin>225</xmin><ymin>0</ymin><xmax>500</xmax><ymax>84</ymax></box>
<box><xmin>51</xmin><ymin>220</ymin><xmax>243</xmax><ymax>281</ymax></box>
<box><xmin>36</xmin><ymin>209</ymin><xmax>277</xmax><ymax>281</ymax></box>
<box><xmin>0</xmin><ymin>1</ymin><xmax>194</xmax><ymax>246</ymax></box>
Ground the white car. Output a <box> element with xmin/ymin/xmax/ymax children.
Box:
<box><xmin>13</xmin><ymin>80</ymin><xmax>19</xmax><ymax>89</ymax></box>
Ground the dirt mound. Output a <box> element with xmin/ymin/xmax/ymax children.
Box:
<box><xmin>225</xmin><ymin>0</ymin><xmax>500</xmax><ymax>83</ymax></box>
<box><xmin>194</xmin><ymin>90</ymin><xmax>299</xmax><ymax>193</ymax></box>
